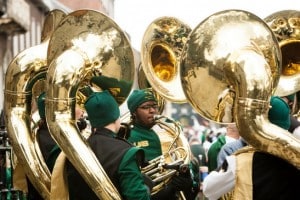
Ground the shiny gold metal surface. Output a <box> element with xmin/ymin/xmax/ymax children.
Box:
<box><xmin>140</xmin><ymin>17</ymin><xmax>191</xmax><ymax>196</ymax></box>
<box><xmin>141</xmin><ymin>17</ymin><xmax>191</xmax><ymax>103</ymax></box>
<box><xmin>4</xmin><ymin>9</ymin><xmax>66</xmax><ymax>199</ymax></box>
<box><xmin>265</xmin><ymin>10</ymin><xmax>300</xmax><ymax>97</ymax></box>
<box><xmin>143</xmin><ymin>115</ymin><xmax>191</xmax><ymax>195</ymax></box>
<box><xmin>181</xmin><ymin>9</ymin><xmax>281</xmax><ymax>123</ymax></box>
<box><xmin>181</xmin><ymin>9</ymin><xmax>300</xmax><ymax>169</ymax></box>
<box><xmin>137</xmin><ymin>63</ymin><xmax>165</xmax><ymax>113</ymax></box>
<box><xmin>46</xmin><ymin>10</ymin><xmax>134</xmax><ymax>199</ymax></box>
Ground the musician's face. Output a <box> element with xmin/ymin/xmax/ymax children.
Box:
<box><xmin>133</xmin><ymin>101</ymin><xmax>158</xmax><ymax>128</ymax></box>
<box><xmin>75</xmin><ymin>106</ymin><xmax>84</xmax><ymax>120</ymax></box>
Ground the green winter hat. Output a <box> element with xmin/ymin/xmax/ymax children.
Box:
<box><xmin>90</xmin><ymin>76</ymin><xmax>132</xmax><ymax>105</ymax></box>
<box><xmin>268</xmin><ymin>96</ymin><xmax>290</xmax><ymax>130</ymax></box>
<box><xmin>127</xmin><ymin>89</ymin><xmax>157</xmax><ymax>113</ymax></box>
<box><xmin>285</xmin><ymin>93</ymin><xmax>295</xmax><ymax>102</ymax></box>
<box><xmin>84</xmin><ymin>91</ymin><xmax>120</xmax><ymax>128</ymax></box>
<box><xmin>37</xmin><ymin>92</ymin><xmax>46</xmax><ymax>119</ymax></box>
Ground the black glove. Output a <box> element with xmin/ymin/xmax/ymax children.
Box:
<box><xmin>151</xmin><ymin>171</ymin><xmax>194</xmax><ymax>200</ymax></box>
<box><xmin>151</xmin><ymin>184</ymin><xmax>176</xmax><ymax>200</ymax></box>
<box><xmin>172</xmin><ymin>170</ymin><xmax>200</xmax><ymax>200</ymax></box>
<box><xmin>170</xmin><ymin>170</ymin><xmax>193</xmax><ymax>191</ymax></box>
<box><xmin>142</xmin><ymin>174</ymin><xmax>154</xmax><ymax>195</ymax></box>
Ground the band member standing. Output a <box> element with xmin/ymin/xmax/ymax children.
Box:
<box><xmin>66</xmin><ymin>91</ymin><xmax>151</xmax><ymax>200</ymax></box>
<box><xmin>203</xmin><ymin>96</ymin><xmax>300</xmax><ymax>200</ymax></box>
<box><xmin>36</xmin><ymin>92</ymin><xmax>57</xmax><ymax>165</ymax></box>
<box><xmin>127</xmin><ymin>89</ymin><xmax>199</xmax><ymax>200</ymax></box>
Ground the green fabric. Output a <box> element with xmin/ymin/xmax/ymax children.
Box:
<box><xmin>128</xmin><ymin>125</ymin><xmax>162</xmax><ymax>160</ymax></box>
<box><xmin>118</xmin><ymin>147</ymin><xmax>150</xmax><ymax>200</ymax></box>
<box><xmin>90</xmin><ymin>76</ymin><xmax>132</xmax><ymax>105</ymax></box>
<box><xmin>128</xmin><ymin>123</ymin><xmax>199</xmax><ymax>197</ymax></box>
<box><xmin>127</xmin><ymin>89</ymin><xmax>157</xmax><ymax>113</ymax></box>
<box><xmin>46</xmin><ymin>145</ymin><xmax>61</xmax><ymax>173</ymax></box>
<box><xmin>84</xmin><ymin>91</ymin><xmax>120</xmax><ymax>128</ymax></box>
<box><xmin>207</xmin><ymin>135</ymin><xmax>226</xmax><ymax>172</ymax></box>
<box><xmin>78</xmin><ymin>85</ymin><xmax>94</xmax><ymax>98</ymax></box>
<box><xmin>189</xmin><ymin>158</ymin><xmax>200</xmax><ymax>189</ymax></box>
<box><xmin>37</xmin><ymin>92</ymin><xmax>46</xmax><ymax>118</ymax></box>
<box><xmin>269</xmin><ymin>96</ymin><xmax>290</xmax><ymax>130</ymax></box>
<box><xmin>5</xmin><ymin>151</ymin><xmax>12</xmax><ymax>200</ymax></box>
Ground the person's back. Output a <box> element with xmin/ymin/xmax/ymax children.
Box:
<box><xmin>203</xmin><ymin>96</ymin><xmax>299</xmax><ymax>200</ymax></box>
<box><xmin>37</xmin><ymin>121</ymin><xmax>56</xmax><ymax>162</ymax></box>
<box><xmin>36</xmin><ymin>92</ymin><xmax>56</xmax><ymax>163</ymax></box>
<box><xmin>67</xmin><ymin>128</ymin><xmax>147</xmax><ymax>199</ymax></box>
<box><xmin>251</xmin><ymin>151</ymin><xmax>300</xmax><ymax>200</ymax></box>
<box><xmin>28</xmin><ymin>92</ymin><xmax>56</xmax><ymax>200</ymax></box>
<box><xmin>66</xmin><ymin>91</ymin><xmax>150</xmax><ymax>200</ymax></box>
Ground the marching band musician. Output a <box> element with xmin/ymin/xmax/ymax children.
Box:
<box><xmin>126</xmin><ymin>89</ymin><xmax>200</xmax><ymax>200</ymax></box>
<box><xmin>66</xmin><ymin>91</ymin><xmax>151</xmax><ymax>200</ymax></box>
<box><xmin>26</xmin><ymin>92</ymin><xmax>57</xmax><ymax>200</ymax></box>
<box><xmin>203</xmin><ymin>96</ymin><xmax>300</xmax><ymax>200</ymax></box>
<box><xmin>31</xmin><ymin>92</ymin><xmax>88</xmax><ymax>199</ymax></box>
<box><xmin>36</xmin><ymin>92</ymin><xmax>57</xmax><ymax>166</ymax></box>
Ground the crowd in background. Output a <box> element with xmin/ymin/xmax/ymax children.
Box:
<box><xmin>176</xmin><ymin>113</ymin><xmax>229</xmax><ymax>199</ymax></box>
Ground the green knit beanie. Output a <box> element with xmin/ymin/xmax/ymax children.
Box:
<box><xmin>37</xmin><ymin>92</ymin><xmax>46</xmax><ymax>119</ymax></box>
<box><xmin>127</xmin><ymin>89</ymin><xmax>157</xmax><ymax>113</ymax></box>
<box><xmin>90</xmin><ymin>76</ymin><xmax>132</xmax><ymax>104</ymax></box>
<box><xmin>84</xmin><ymin>91</ymin><xmax>120</xmax><ymax>128</ymax></box>
<box><xmin>268</xmin><ymin>96</ymin><xmax>290</xmax><ymax>130</ymax></box>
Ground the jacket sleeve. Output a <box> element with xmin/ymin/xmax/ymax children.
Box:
<box><xmin>203</xmin><ymin>155</ymin><xmax>236</xmax><ymax>200</ymax></box>
<box><xmin>118</xmin><ymin>147</ymin><xmax>151</xmax><ymax>200</ymax></box>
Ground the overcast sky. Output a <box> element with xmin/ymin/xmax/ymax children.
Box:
<box><xmin>114</xmin><ymin>0</ymin><xmax>300</xmax><ymax>50</ymax></box>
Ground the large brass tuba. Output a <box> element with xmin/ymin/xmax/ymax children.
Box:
<box><xmin>142</xmin><ymin>115</ymin><xmax>191</xmax><ymax>195</ymax></box>
<box><xmin>141</xmin><ymin>16</ymin><xmax>192</xmax><ymax>103</ymax></box>
<box><xmin>265</xmin><ymin>10</ymin><xmax>300</xmax><ymax>97</ymax></box>
<box><xmin>4</xmin><ymin>9</ymin><xmax>66</xmax><ymax>199</ymax></box>
<box><xmin>45</xmin><ymin>10</ymin><xmax>134</xmax><ymax>199</ymax></box>
<box><xmin>139</xmin><ymin>16</ymin><xmax>193</xmax><ymax>196</ymax></box>
<box><xmin>180</xmin><ymin>9</ymin><xmax>300</xmax><ymax>168</ymax></box>
<box><xmin>265</xmin><ymin>10</ymin><xmax>300</xmax><ymax>117</ymax></box>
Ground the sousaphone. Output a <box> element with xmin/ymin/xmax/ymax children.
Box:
<box><xmin>4</xmin><ymin>9</ymin><xmax>66</xmax><ymax>199</ymax></box>
<box><xmin>180</xmin><ymin>9</ymin><xmax>300</xmax><ymax>168</ymax></box>
<box><xmin>265</xmin><ymin>10</ymin><xmax>300</xmax><ymax>97</ymax></box>
<box><xmin>139</xmin><ymin>17</ymin><xmax>192</xmax><ymax>197</ymax></box>
<box><xmin>265</xmin><ymin>10</ymin><xmax>300</xmax><ymax>115</ymax></box>
<box><xmin>141</xmin><ymin>16</ymin><xmax>191</xmax><ymax>103</ymax></box>
<box><xmin>45</xmin><ymin>10</ymin><xmax>134</xmax><ymax>199</ymax></box>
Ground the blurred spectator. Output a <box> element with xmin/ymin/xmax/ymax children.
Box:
<box><xmin>217</xmin><ymin>137</ymin><xmax>248</xmax><ymax>169</ymax></box>
<box><xmin>189</xmin><ymin>136</ymin><xmax>207</xmax><ymax>167</ymax></box>
<box><xmin>207</xmin><ymin>123</ymin><xmax>239</xmax><ymax>172</ymax></box>
<box><xmin>202</xmin><ymin>131</ymin><xmax>213</xmax><ymax>155</ymax></box>
<box><xmin>178</xmin><ymin>114</ymin><xmax>196</xmax><ymax>142</ymax></box>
